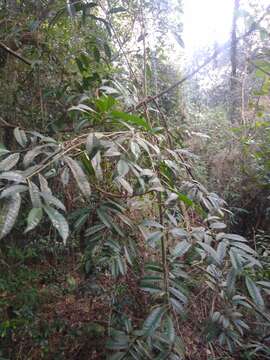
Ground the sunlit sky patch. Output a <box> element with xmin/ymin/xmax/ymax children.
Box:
<box><xmin>183</xmin><ymin>0</ymin><xmax>234</xmax><ymax>55</ymax></box>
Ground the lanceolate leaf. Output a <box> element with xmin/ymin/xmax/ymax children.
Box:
<box><xmin>111</xmin><ymin>111</ymin><xmax>151</xmax><ymax>131</ymax></box>
<box><xmin>40</xmin><ymin>192</ymin><xmax>66</xmax><ymax>211</ymax></box>
<box><xmin>172</xmin><ymin>240</ymin><xmax>191</xmax><ymax>258</ymax></box>
<box><xmin>38</xmin><ymin>174</ymin><xmax>52</xmax><ymax>195</ymax></box>
<box><xmin>86</xmin><ymin>133</ymin><xmax>100</xmax><ymax>158</ymax></box>
<box><xmin>0</xmin><ymin>185</ymin><xmax>28</xmax><ymax>199</ymax></box>
<box><xmin>0</xmin><ymin>193</ymin><xmax>21</xmax><ymax>239</ymax></box>
<box><xmin>28</xmin><ymin>181</ymin><xmax>42</xmax><ymax>208</ymax></box>
<box><xmin>14</xmin><ymin>127</ymin><xmax>27</xmax><ymax>147</ymax></box>
<box><xmin>64</xmin><ymin>156</ymin><xmax>91</xmax><ymax>198</ymax></box>
<box><xmin>245</xmin><ymin>277</ymin><xmax>264</xmax><ymax>308</ymax></box>
<box><xmin>0</xmin><ymin>153</ymin><xmax>20</xmax><ymax>171</ymax></box>
<box><xmin>25</xmin><ymin>207</ymin><xmax>43</xmax><ymax>233</ymax></box>
<box><xmin>142</xmin><ymin>306</ymin><xmax>165</xmax><ymax>336</ymax></box>
<box><xmin>0</xmin><ymin>171</ymin><xmax>26</xmax><ymax>183</ymax></box>
<box><xmin>44</xmin><ymin>205</ymin><xmax>69</xmax><ymax>243</ymax></box>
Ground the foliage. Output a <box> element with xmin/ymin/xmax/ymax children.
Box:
<box><xmin>0</xmin><ymin>1</ymin><xmax>269</xmax><ymax>359</ymax></box>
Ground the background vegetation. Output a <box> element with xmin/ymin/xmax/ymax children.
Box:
<box><xmin>0</xmin><ymin>1</ymin><xmax>269</xmax><ymax>359</ymax></box>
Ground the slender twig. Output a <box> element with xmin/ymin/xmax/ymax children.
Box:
<box><xmin>128</xmin><ymin>6</ymin><xmax>270</xmax><ymax>112</ymax></box>
<box><xmin>0</xmin><ymin>41</ymin><xmax>32</xmax><ymax>66</ymax></box>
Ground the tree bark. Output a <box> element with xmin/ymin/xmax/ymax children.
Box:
<box><xmin>229</xmin><ymin>0</ymin><xmax>240</xmax><ymax>124</ymax></box>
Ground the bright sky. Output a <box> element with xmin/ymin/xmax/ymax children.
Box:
<box><xmin>183</xmin><ymin>0</ymin><xmax>234</xmax><ymax>55</ymax></box>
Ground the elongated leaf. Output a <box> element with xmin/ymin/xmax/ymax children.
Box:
<box><xmin>142</xmin><ymin>306</ymin><xmax>165</xmax><ymax>336</ymax></box>
<box><xmin>0</xmin><ymin>148</ymin><xmax>10</xmax><ymax>157</ymax></box>
<box><xmin>231</xmin><ymin>242</ymin><xmax>256</xmax><ymax>255</ymax></box>
<box><xmin>40</xmin><ymin>192</ymin><xmax>66</xmax><ymax>211</ymax></box>
<box><xmin>169</xmin><ymin>286</ymin><xmax>187</xmax><ymax>303</ymax></box>
<box><xmin>86</xmin><ymin>133</ymin><xmax>100</xmax><ymax>158</ymax></box>
<box><xmin>0</xmin><ymin>193</ymin><xmax>21</xmax><ymax>239</ymax></box>
<box><xmin>0</xmin><ymin>185</ymin><xmax>28</xmax><ymax>199</ymax></box>
<box><xmin>0</xmin><ymin>153</ymin><xmax>20</xmax><ymax>171</ymax></box>
<box><xmin>97</xmin><ymin>207</ymin><xmax>112</xmax><ymax>229</ymax></box>
<box><xmin>69</xmin><ymin>104</ymin><xmax>97</xmax><ymax>114</ymax></box>
<box><xmin>199</xmin><ymin>242</ymin><xmax>220</xmax><ymax>264</ymax></box>
<box><xmin>23</xmin><ymin>145</ymin><xmax>50</xmax><ymax>167</ymax></box>
<box><xmin>25</xmin><ymin>208</ymin><xmax>43</xmax><ymax>233</ymax></box>
<box><xmin>226</xmin><ymin>268</ymin><xmax>237</xmax><ymax>295</ymax></box>
<box><xmin>172</xmin><ymin>240</ymin><xmax>191</xmax><ymax>258</ymax></box>
<box><xmin>111</xmin><ymin>111</ymin><xmax>151</xmax><ymax>131</ymax></box>
<box><xmin>217</xmin><ymin>241</ymin><xmax>228</xmax><ymax>262</ymax></box>
<box><xmin>164</xmin><ymin>315</ymin><xmax>175</xmax><ymax>344</ymax></box>
<box><xmin>38</xmin><ymin>174</ymin><xmax>52</xmax><ymax>195</ymax></box>
<box><xmin>61</xmin><ymin>167</ymin><xmax>70</xmax><ymax>187</ymax></box>
<box><xmin>245</xmin><ymin>277</ymin><xmax>264</xmax><ymax>308</ymax></box>
<box><xmin>44</xmin><ymin>205</ymin><xmax>69</xmax><ymax>243</ymax></box>
<box><xmin>117</xmin><ymin>160</ymin><xmax>129</xmax><ymax>177</ymax></box>
<box><xmin>229</xmin><ymin>248</ymin><xmax>243</xmax><ymax>271</ymax></box>
<box><xmin>28</xmin><ymin>181</ymin><xmax>42</xmax><ymax>208</ymax></box>
<box><xmin>85</xmin><ymin>223</ymin><xmax>106</xmax><ymax>237</ymax></box>
<box><xmin>0</xmin><ymin>171</ymin><xmax>26</xmax><ymax>183</ymax></box>
<box><xmin>222</xmin><ymin>234</ymin><xmax>248</xmax><ymax>243</ymax></box>
<box><xmin>117</xmin><ymin>177</ymin><xmax>133</xmax><ymax>195</ymax></box>
<box><xmin>14</xmin><ymin>127</ymin><xmax>27</xmax><ymax>147</ymax></box>
<box><xmin>109</xmin><ymin>6</ymin><xmax>126</xmax><ymax>14</ymax></box>
<box><xmin>64</xmin><ymin>156</ymin><xmax>91</xmax><ymax>197</ymax></box>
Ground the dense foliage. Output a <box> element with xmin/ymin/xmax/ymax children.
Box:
<box><xmin>0</xmin><ymin>1</ymin><xmax>269</xmax><ymax>359</ymax></box>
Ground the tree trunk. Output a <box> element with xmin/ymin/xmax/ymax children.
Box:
<box><xmin>229</xmin><ymin>0</ymin><xmax>240</xmax><ymax>124</ymax></box>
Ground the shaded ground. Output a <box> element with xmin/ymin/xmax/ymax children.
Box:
<box><xmin>0</xmin><ymin>246</ymin><xmax>238</xmax><ymax>360</ymax></box>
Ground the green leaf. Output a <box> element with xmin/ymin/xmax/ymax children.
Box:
<box><xmin>199</xmin><ymin>242</ymin><xmax>220</xmax><ymax>264</ymax></box>
<box><xmin>172</xmin><ymin>240</ymin><xmax>191</xmax><ymax>258</ymax></box>
<box><xmin>86</xmin><ymin>133</ymin><xmax>100</xmax><ymax>158</ymax></box>
<box><xmin>169</xmin><ymin>298</ymin><xmax>184</xmax><ymax>314</ymax></box>
<box><xmin>146</xmin><ymin>231</ymin><xmax>163</xmax><ymax>245</ymax></box>
<box><xmin>85</xmin><ymin>223</ymin><xmax>106</xmax><ymax>237</ymax></box>
<box><xmin>111</xmin><ymin>111</ymin><xmax>151</xmax><ymax>131</ymax></box>
<box><xmin>28</xmin><ymin>181</ymin><xmax>42</xmax><ymax>208</ymax></box>
<box><xmin>0</xmin><ymin>185</ymin><xmax>28</xmax><ymax>199</ymax></box>
<box><xmin>142</xmin><ymin>306</ymin><xmax>165</xmax><ymax>336</ymax></box>
<box><xmin>117</xmin><ymin>177</ymin><xmax>133</xmax><ymax>195</ymax></box>
<box><xmin>104</xmin><ymin>43</ymin><xmax>111</xmax><ymax>59</ymax></box>
<box><xmin>0</xmin><ymin>171</ymin><xmax>26</xmax><ymax>183</ymax></box>
<box><xmin>25</xmin><ymin>207</ymin><xmax>43</xmax><ymax>233</ymax></box>
<box><xmin>109</xmin><ymin>6</ymin><xmax>126</xmax><ymax>14</ymax></box>
<box><xmin>130</xmin><ymin>140</ymin><xmax>141</xmax><ymax>160</ymax></box>
<box><xmin>257</xmin><ymin>281</ymin><xmax>270</xmax><ymax>290</ymax></box>
<box><xmin>229</xmin><ymin>248</ymin><xmax>242</xmax><ymax>271</ymax></box>
<box><xmin>14</xmin><ymin>127</ymin><xmax>27</xmax><ymax>147</ymax></box>
<box><xmin>44</xmin><ymin>205</ymin><xmax>69</xmax><ymax>244</ymax></box>
<box><xmin>117</xmin><ymin>160</ymin><xmax>129</xmax><ymax>177</ymax></box>
<box><xmin>69</xmin><ymin>103</ymin><xmax>97</xmax><ymax>114</ymax></box>
<box><xmin>97</xmin><ymin>207</ymin><xmax>112</xmax><ymax>229</ymax></box>
<box><xmin>222</xmin><ymin>234</ymin><xmax>248</xmax><ymax>243</ymax></box>
<box><xmin>38</xmin><ymin>174</ymin><xmax>52</xmax><ymax>195</ymax></box>
<box><xmin>210</xmin><ymin>222</ymin><xmax>227</xmax><ymax>230</ymax></box>
<box><xmin>245</xmin><ymin>277</ymin><xmax>264</xmax><ymax>308</ymax></box>
<box><xmin>231</xmin><ymin>242</ymin><xmax>256</xmax><ymax>255</ymax></box>
<box><xmin>0</xmin><ymin>153</ymin><xmax>20</xmax><ymax>171</ymax></box>
<box><xmin>106</xmin><ymin>331</ymin><xmax>128</xmax><ymax>350</ymax></box>
<box><xmin>169</xmin><ymin>286</ymin><xmax>187</xmax><ymax>303</ymax></box>
<box><xmin>40</xmin><ymin>192</ymin><xmax>66</xmax><ymax>211</ymax></box>
<box><xmin>64</xmin><ymin>156</ymin><xmax>91</xmax><ymax>198</ymax></box>
<box><xmin>226</xmin><ymin>268</ymin><xmax>237</xmax><ymax>295</ymax></box>
<box><xmin>164</xmin><ymin>315</ymin><xmax>175</xmax><ymax>344</ymax></box>
<box><xmin>93</xmin><ymin>46</ymin><xmax>100</xmax><ymax>62</ymax></box>
<box><xmin>0</xmin><ymin>193</ymin><xmax>21</xmax><ymax>239</ymax></box>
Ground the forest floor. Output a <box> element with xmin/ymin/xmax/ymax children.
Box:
<box><xmin>0</xmin><ymin>246</ymin><xmax>236</xmax><ymax>360</ymax></box>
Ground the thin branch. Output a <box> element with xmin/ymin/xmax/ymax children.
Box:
<box><xmin>129</xmin><ymin>6</ymin><xmax>270</xmax><ymax>112</ymax></box>
<box><xmin>0</xmin><ymin>41</ymin><xmax>32</xmax><ymax>66</ymax></box>
<box><xmin>249</xmin><ymin>60</ymin><xmax>270</xmax><ymax>77</ymax></box>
